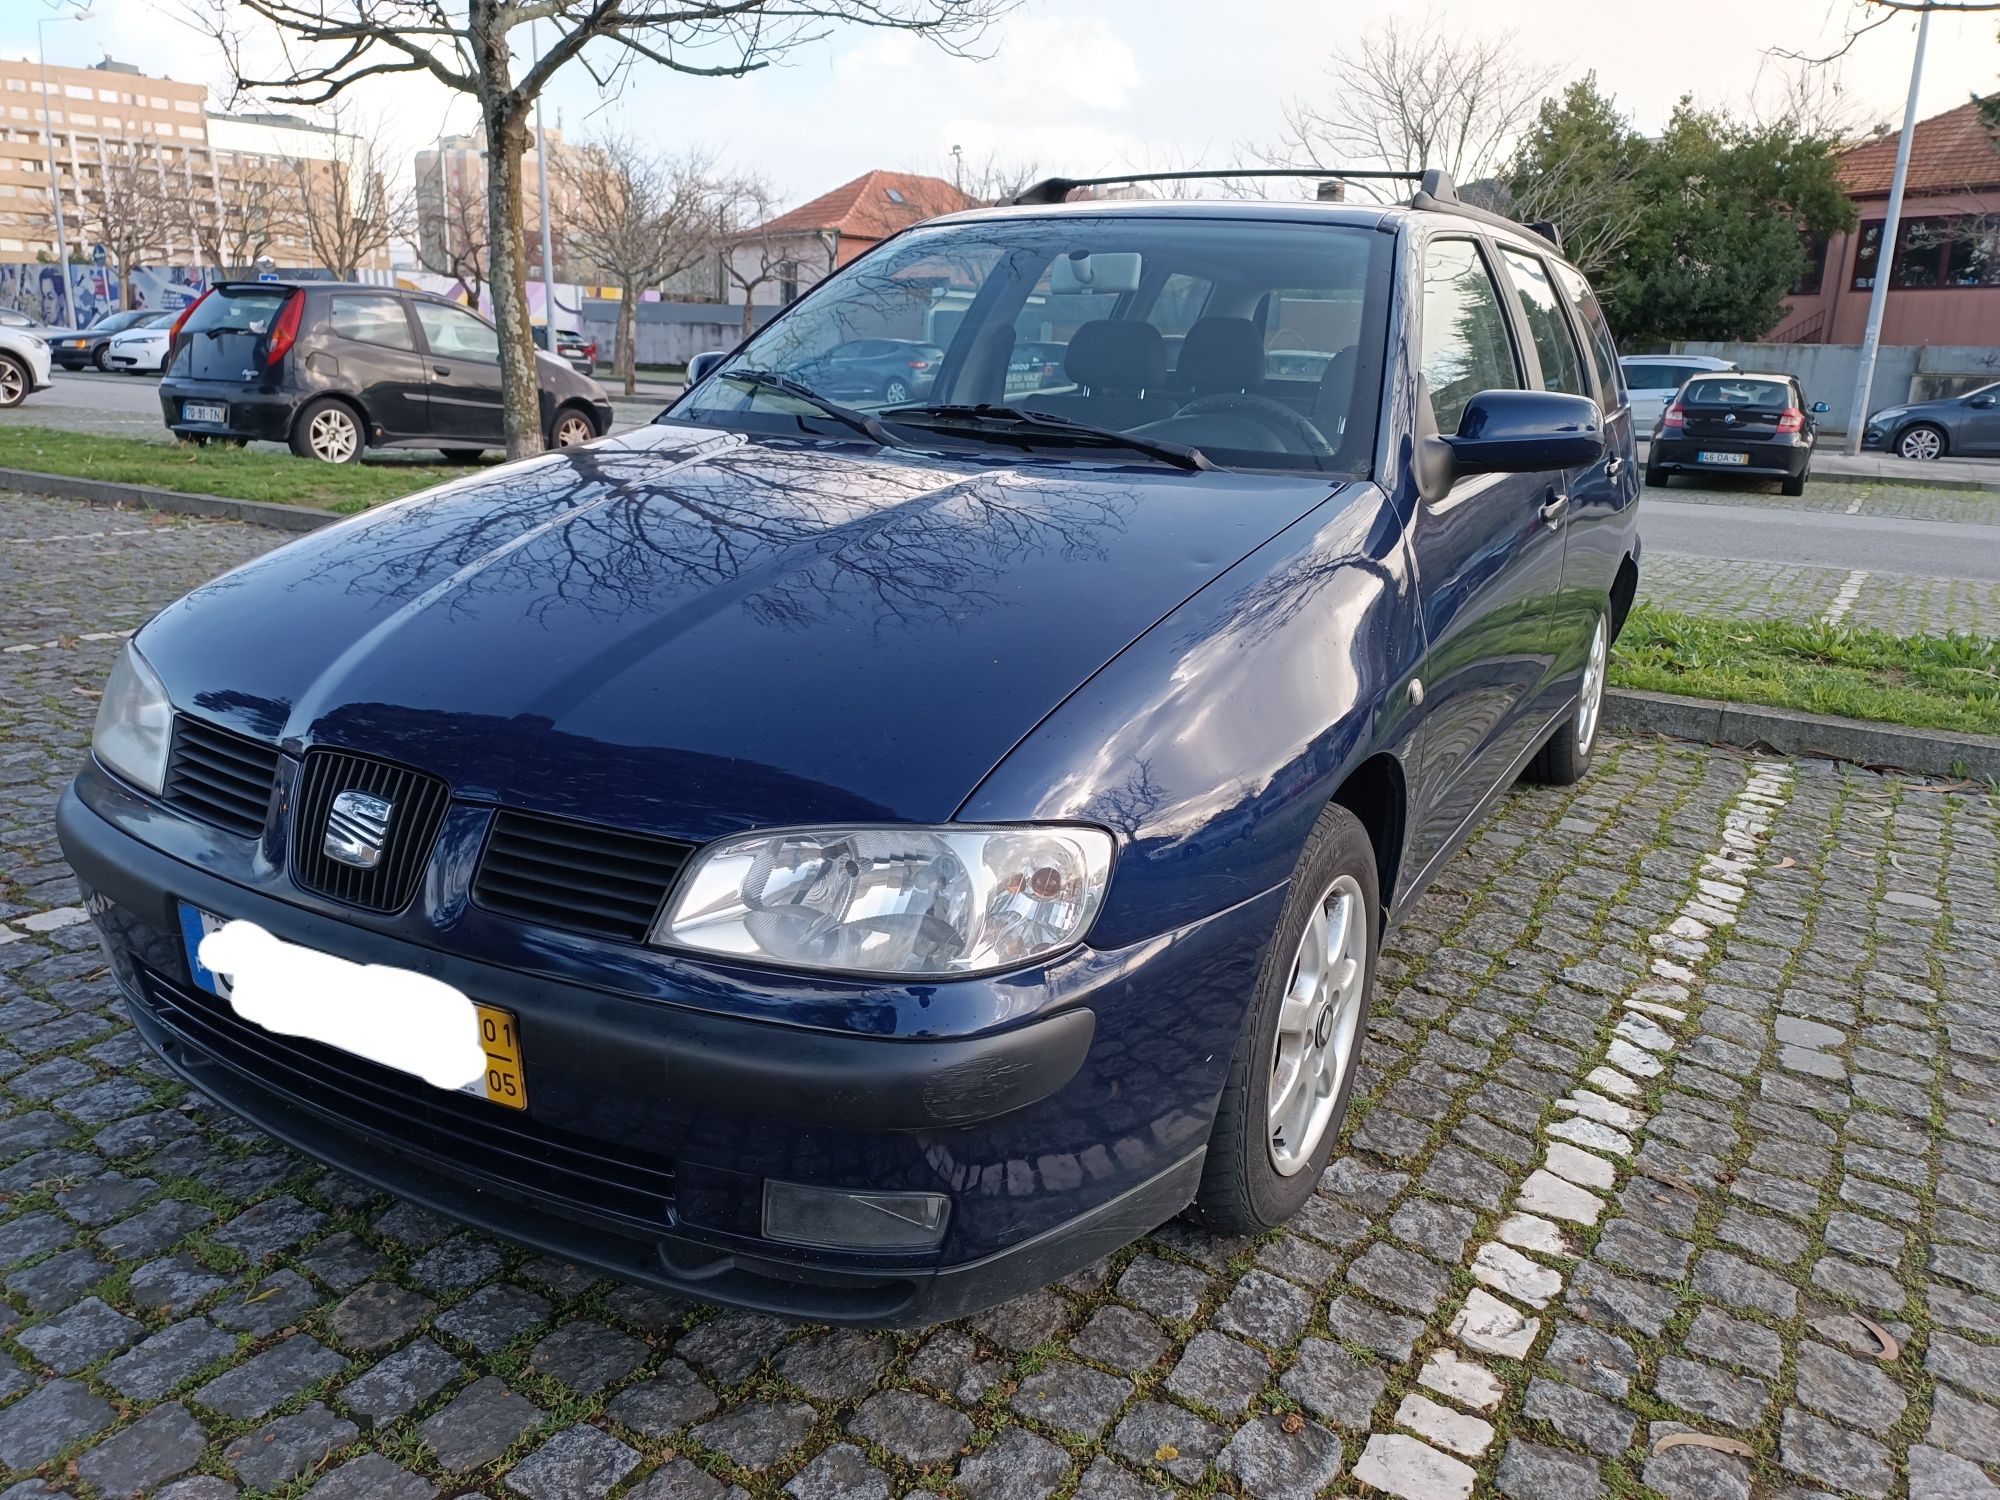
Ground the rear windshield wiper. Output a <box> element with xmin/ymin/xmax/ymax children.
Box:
<box><xmin>881</xmin><ymin>402</ymin><xmax>1213</xmax><ymax>472</ymax></box>
<box><xmin>719</xmin><ymin>368</ymin><xmax>899</xmax><ymax>449</ymax></box>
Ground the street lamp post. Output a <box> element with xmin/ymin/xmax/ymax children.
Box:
<box><xmin>35</xmin><ymin>13</ymin><xmax>85</xmax><ymax>327</ymax></box>
<box><xmin>1843</xmin><ymin>6</ymin><xmax>1933</xmax><ymax>455</ymax></box>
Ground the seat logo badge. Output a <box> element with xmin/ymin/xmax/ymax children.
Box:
<box><xmin>324</xmin><ymin>790</ymin><xmax>393</xmax><ymax>870</ymax></box>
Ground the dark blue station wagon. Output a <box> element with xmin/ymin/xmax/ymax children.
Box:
<box><xmin>59</xmin><ymin>170</ymin><xmax>1639</xmax><ymax>1325</ymax></box>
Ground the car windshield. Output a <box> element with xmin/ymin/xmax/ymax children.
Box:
<box><xmin>1682</xmin><ymin>377</ymin><xmax>1790</xmax><ymax>406</ymax></box>
<box><xmin>673</xmin><ymin>215</ymin><xmax>1391</xmax><ymax>475</ymax></box>
<box><xmin>93</xmin><ymin>310</ymin><xmax>146</xmax><ymax>334</ymax></box>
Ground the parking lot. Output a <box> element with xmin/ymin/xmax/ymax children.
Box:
<box><xmin>1</xmin><ymin>494</ymin><xmax>1995</xmax><ymax>1498</ymax></box>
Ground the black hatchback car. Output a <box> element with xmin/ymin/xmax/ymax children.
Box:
<box><xmin>159</xmin><ymin>282</ymin><xmax>614</xmax><ymax>463</ymax></box>
<box><xmin>1645</xmin><ymin>371</ymin><xmax>1828</xmax><ymax>495</ymax></box>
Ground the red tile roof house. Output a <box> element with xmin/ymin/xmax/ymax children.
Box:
<box><xmin>722</xmin><ymin>169</ymin><xmax>981</xmax><ymax>311</ymax></box>
<box><xmin>1775</xmin><ymin>99</ymin><xmax>2000</xmax><ymax>346</ymax></box>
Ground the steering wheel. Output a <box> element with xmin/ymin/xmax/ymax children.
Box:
<box><xmin>1175</xmin><ymin>393</ymin><xmax>1336</xmax><ymax>458</ymax></box>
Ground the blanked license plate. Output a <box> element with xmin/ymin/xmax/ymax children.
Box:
<box><xmin>183</xmin><ymin>402</ymin><xmax>227</xmax><ymax>424</ymax></box>
<box><xmin>1696</xmin><ymin>450</ymin><xmax>1749</xmax><ymax>466</ymax></box>
<box><xmin>177</xmin><ymin>904</ymin><xmax>527</xmax><ymax>1110</ymax></box>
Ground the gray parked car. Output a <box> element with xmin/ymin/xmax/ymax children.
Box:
<box><xmin>1862</xmin><ymin>382</ymin><xmax>2000</xmax><ymax>460</ymax></box>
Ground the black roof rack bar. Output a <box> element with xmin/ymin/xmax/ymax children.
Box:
<box><xmin>1008</xmin><ymin>167</ymin><xmax>1458</xmax><ymax>206</ymax></box>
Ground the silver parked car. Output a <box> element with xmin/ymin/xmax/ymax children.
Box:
<box><xmin>1620</xmin><ymin>354</ymin><xmax>1738</xmax><ymax>433</ymax></box>
<box><xmin>1862</xmin><ymin>382</ymin><xmax>2000</xmax><ymax>460</ymax></box>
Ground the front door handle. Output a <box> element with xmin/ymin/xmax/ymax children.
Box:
<box><xmin>1605</xmin><ymin>454</ymin><xmax>1626</xmax><ymax>480</ymax></box>
<box><xmin>1538</xmin><ymin>492</ymin><xmax>1570</xmax><ymax>530</ymax></box>
<box><xmin>432</xmin><ymin>364</ymin><xmax>451</xmax><ymax>377</ymax></box>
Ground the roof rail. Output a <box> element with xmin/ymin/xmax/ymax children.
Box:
<box><xmin>1007</xmin><ymin>167</ymin><xmax>1444</xmax><ymax>206</ymax></box>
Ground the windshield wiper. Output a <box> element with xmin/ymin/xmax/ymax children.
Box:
<box><xmin>880</xmin><ymin>403</ymin><xmax>1213</xmax><ymax>472</ymax></box>
<box><xmin>719</xmin><ymin>368</ymin><xmax>899</xmax><ymax>448</ymax></box>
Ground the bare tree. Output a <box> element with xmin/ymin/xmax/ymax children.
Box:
<box><xmin>1750</xmin><ymin>55</ymin><xmax>1876</xmax><ymax>142</ymax></box>
<box><xmin>416</xmin><ymin>163</ymin><xmax>491</xmax><ymax>304</ymax></box>
<box><xmin>178</xmin><ymin>157</ymin><xmax>297</xmax><ymax>279</ymax></box>
<box><xmin>945</xmin><ymin>148</ymin><xmax>1041</xmax><ymax>205</ymax></box>
<box><xmin>194</xmin><ymin>0</ymin><xmax>1015</xmax><ymax>462</ymax></box>
<box><xmin>292</xmin><ymin>106</ymin><xmax>408</xmax><ymax>278</ymax></box>
<box><xmin>1270</xmin><ymin>13</ymin><xmax>1558</xmax><ymax>191</ymax></box>
<box><xmin>713</xmin><ymin>176</ymin><xmax>793</xmax><ymax>340</ymax></box>
<box><xmin>71</xmin><ymin>142</ymin><xmax>178</xmax><ymax>308</ymax></box>
<box><xmin>554</xmin><ymin>134</ymin><xmax>718</xmax><ymax>394</ymax></box>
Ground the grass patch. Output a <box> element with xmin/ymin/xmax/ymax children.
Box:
<box><xmin>1611</xmin><ymin>604</ymin><xmax>2000</xmax><ymax>737</ymax></box>
<box><xmin>0</xmin><ymin>424</ymin><xmax>481</xmax><ymax>513</ymax></box>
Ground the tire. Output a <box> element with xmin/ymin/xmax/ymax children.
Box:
<box><xmin>1897</xmin><ymin>423</ymin><xmax>1946</xmax><ymax>461</ymax></box>
<box><xmin>1526</xmin><ymin>606</ymin><xmax>1610</xmax><ymax>786</ymax></box>
<box><xmin>1191</xmin><ymin>802</ymin><xmax>1379</xmax><ymax>1233</ymax></box>
<box><xmin>91</xmin><ymin>345</ymin><xmax>110</xmax><ymax>372</ymax></box>
<box><xmin>1781</xmin><ymin>468</ymin><xmax>1807</xmax><ymax>498</ymax></box>
<box><xmin>291</xmin><ymin>397</ymin><xmax>364</xmax><ymax>464</ymax></box>
<box><xmin>0</xmin><ymin>355</ymin><xmax>29</xmax><ymax>409</ymax></box>
<box><xmin>1644</xmin><ymin>462</ymin><xmax>1669</xmax><ymax>488</ymax></box>
<box><xmin>882</xmin><ymin>377</ymin><xmax>911</xmax><ymax>405</ymax></box>
<box><xmin>549</xmin><ymin>408</ymin><xmax>597</xmax><ymax>448</ymax></box>
<box><xmin>439</xmin><ymin>447</ymin><xmax>486</xmax><ymax>463</ymax></box>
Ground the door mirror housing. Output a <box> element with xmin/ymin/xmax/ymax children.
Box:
<box><xmin>1969</xmin><ymin>394</ymin><xmax>1996</xmax><ymax>409</ymax></box>
<box><xmin>1418</xmin><ymin>389</ymin><xmax>1605</xmax><ymax>502</ymax></box>
<box><xmin>1811</xmin><ymin>401</ymin><xmax>1831</xmax><ymax>414</ymax></box>
<box><xmin>687</xmin><ymin>350</ymin><xmax>726</xmax><ymax>389</ymax></box>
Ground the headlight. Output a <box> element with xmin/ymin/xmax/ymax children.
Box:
<box><xmin>92</xmin><ymin>641</ymin><xmax>173</xmax><ymax>794</ymax></box>
<box><xmin>656</xmin><ymin>824</ymin><xmax>1114</xmax><ymax>977</ymax></box>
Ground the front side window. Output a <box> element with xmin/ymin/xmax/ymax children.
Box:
<box><xmin>413</xmin><ymin>301</ymin><xmax>499</xmax><ymax>361</ymax></box>
<box><xmin>329</xmin><ymin>293</ymin><xmax>414</xmax><ymax>350</ymax></box>
<box><xmin>1500</xmin><ymin>247</ymin><xmax>1588</xmax><ymax>398</ymax></box>
<box><xmin>675</xmin><ymin>216</ymin><xmax>1391</xmax><ymax>475</ymax></box>
<box><xmin>1419</xmin><ymin>238</ymin><xmax>1520</xmax><ymax>434</ymax></box>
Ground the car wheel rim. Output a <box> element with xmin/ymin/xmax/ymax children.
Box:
<box><xmin>1267</xmin><ymin>873</ymin><xmax>1367</xmax><ymax>1177</ymax></box>
<box><xmin>1902</xmin><ymin>428</ymin><xmax>1941</xmax><ymax>460</ymax></box>
<box><xmin>309</xmin><ymin>410</ymin><xmax>357</xmax><ymax>462</ymax></box>
<box><xmin>0</xmin><ymin>364</ymin><xmax>21</xmax><ymax>404</ymax></box>
<box><xmin>1577</xmin><ymin>613</ymin><xmax>1608</xmax><ymax>755</ymax></box>
<box><xmin>885</xmin><ymin>381</ymin><xmax>908</xmax><ymax>403</ymax></box>
<box><xmin>554</xmin><ymin>415</ymin><xmax>591</xmax><ymax>447</ymax></box>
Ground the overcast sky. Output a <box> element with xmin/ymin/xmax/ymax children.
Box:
<box><xmin>2</xmin><ymin>0</ymin><xmax>1995</xmax><ymax>209</ymax></box>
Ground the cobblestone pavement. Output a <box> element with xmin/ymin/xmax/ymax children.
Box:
<box><xmin>1638</xmin><ymin>553</ymin><xmax>2000</xmax><ymax>638</ymax></box>
<box><xmin>1652</xmin><ymin>480</ymin><xmax>1999</xmax><ymax>526</ymax></box>
<box><xmin>3</xmin><ymin>495</ymin><xmax>1998</xmax><ymax>1500</ymax></box>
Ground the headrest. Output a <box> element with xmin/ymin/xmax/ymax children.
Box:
<box><xmin>1064</xmin><ymin>320</ymin><xmax>1167</xmax><ymax>392</ymax></box>
<box><xmin>1177</xmin><ymin>317</ymin><xmax>1265</xmax><ymax>394</ymax></box>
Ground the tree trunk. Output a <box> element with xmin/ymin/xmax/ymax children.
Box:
<box><xmin>617</xmin><ymin>283</ymin><xmax>637</xmax><ymax>396</ymax></box>
<box><xmin>475</xmin><ymin>24</ymin><xmax>543</xmax><ymax>462</ymax></box>
<box><xmin>741</xmin><ymin>292</ymin><xmax>755</xmax><ymax>341</ymax></box>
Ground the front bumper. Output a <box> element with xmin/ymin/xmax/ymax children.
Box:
<box><xmin>1649</xmin><ymin>434</ymin><xmax>1810</xmax><ymax>479</ymax></box>
<box><xmin>58</xmin><ymin>771</ymin><xmax>1274</xmax><ymax>1323</ymax></box>
<box><xmin>159</xmin><ymin>381</ymin><xmax>297</xmax><ymax>444</ymax></box>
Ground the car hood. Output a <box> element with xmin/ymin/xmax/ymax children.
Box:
<box><xmin>138</xmin><ymin>421</ymin><xmax>1351</xmax><ymax>837</ymax></box>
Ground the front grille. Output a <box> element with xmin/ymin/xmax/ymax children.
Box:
<box><xmin>290</xmin><ymin>750</ymin><xmax>449</xmax><ymax>913</ymax></box>
<box><xmin>162</xmin><ymin>716</ymin><xmax>281</xmax><ymax>838</ymax></box>
<box><xmin>472</xmin><ymin>810</ymin><xmax>695</xmax><ymax>943</ymax></box>
<box><xmin>138</xmin><ymin>966</ymin><xmax>676</xmax><ymax>1227</ymax></box>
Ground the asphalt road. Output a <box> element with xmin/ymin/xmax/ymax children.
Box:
<box><xmin>1642</xmin><ymin>497</ymin><xmax>2000</xmax><ymax>582</ymax></box>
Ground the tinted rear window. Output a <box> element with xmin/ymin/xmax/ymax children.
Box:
<box><xmin>1684</xmin><ymin>377</ymin><xmax>1791</xmax><ymax>406</ymax></box>
<box><xmin>184</xmin><ymin>289</ymin><xmax>290</xmax><ymax>336</ymax></box>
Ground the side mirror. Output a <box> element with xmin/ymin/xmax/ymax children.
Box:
<box><xmin>1419</xmin><ymin>389</ymin><xmax>1605</xmax><ymax>502</ymax></box>
<box><xmin>1811</xmin><ymin>401</ymin><xmax>1830</xmax><ymax>414</ymax></box>
<box><xmin>687</xmin><ymin>350</ymin><xmax>726</xmax><ymax>388</ymax></box>
<box><xmin>1970</xmin><ymin>394</ymin><xmax>1996</xmax><ymax>409</ymax></box>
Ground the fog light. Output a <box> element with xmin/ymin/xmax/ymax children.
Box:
<box><xmin>762</xmin><ymin>1180</ymin><xmax>950</xmax><ymax>1252</ymax></box>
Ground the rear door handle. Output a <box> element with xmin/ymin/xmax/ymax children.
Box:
<box><xmin>1538</xmin><ymin>492</ymin><xmax>1570</xmax><ymax>529</ymax></box>
<box><xmin>432</xmin><ymin>364</ymin><xmax>451</xmax><ymax>377</ymax></box>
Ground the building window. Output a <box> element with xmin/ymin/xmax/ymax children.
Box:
<box><xmin>178</xmin><ymin>125</ymin><xmax>200</xmax><ymax>139</ymax></box>
<box><xmin>174</xmin><ymin>99</ymin><xmax>198</xmax><ymax>114</ymax></box>
<box><xmin>1792</xmin><ymin>231</ymin><xmax>1829</xmax><ymax>296</ymax></box>
<box><xmin>1853</xmin><ymin>215</ymin><xmax>2000</xmax><ymax>290</ymax></box>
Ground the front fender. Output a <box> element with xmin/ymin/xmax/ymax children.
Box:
<box><xmin>959</xmin><ymin>482</ymin><xmax>1424</xmax><ymax>951</ymax></box>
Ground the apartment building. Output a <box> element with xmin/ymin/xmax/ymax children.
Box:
<box><xmin>0</xmin><ymin>56</ymin><xmax>388</xmax><ymax>275</ymax></box>
<box><xmin>413</xmin><ymin>128</ymin><xmax>577</xmax><ymax>283</ymax></box>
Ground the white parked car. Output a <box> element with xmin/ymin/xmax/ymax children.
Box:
<box><xmin>1620</xmin><ymin>354</ymin><xmax>1739</xmax><ymax>433</ymax></box>
<box><xmin>106</xmin><ymin>323</ymin><xmax>172</xmax><ymax>374</ymax></box>
<box><xmin>0</xmin><ymin>324</ymin><xmax>52</xmax><ymax>407</ymax></box>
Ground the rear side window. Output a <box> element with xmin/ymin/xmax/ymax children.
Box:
<box><xmin>1553</xmin><ymin>262</ymin><xmax>1623</xmax><ymax>406</ymax></box>
<box><xmin>329</xmin><ymin>294</ymin><xmax>414</xmax><ymax>350</ymax></box>
<box><xmin>184</xmin><ymin>288</ymin><xmax>290</xmax><ymax>337</ymax></box>
<box><xmin>413</xmin><ymin>302</ymin><xmax>500</xmax><ymax>361</ymax></box>
<box><xmin>1500</xmin><ymin>248</ymin><xmax>1587</xmax><ymax>398</ymax></box>
<box><xmin>1419</xmin><ymin>238</ymin><xmax>1521</xmax><ymax>434</ymax></box>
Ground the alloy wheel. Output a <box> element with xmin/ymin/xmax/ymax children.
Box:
<box><xmin>1577</xmin><ymin>613</ymin><xmax>1608</xmax><ymax>755</ymax></box>
<box><xmin>0</xmin><ymin>361</ymin><xmax>24</xmax><ymax>407</ymax></box>
<box><xmin>553</xmin><ymin>413</ymin><xmax>594</xmax><ymax>447</ymax></box>
<box><xmin>884</xmin><ymin>378</ymin><xmax>910</xmax><ymax>404</ymax></box>
<box><xmin>1899</xmin><ymin>426</ymin><xmax>1943</xmax><ymax>461</ymax></box>
<box><xmin>308</xmin><ymin>408</ymin><xmax>359</xmax><ymax>463</ymax></box>
<box><xmin>1267</xmin><ymin>873</ymin><xmax>1368</xmax><ymax>1176</ymax></box>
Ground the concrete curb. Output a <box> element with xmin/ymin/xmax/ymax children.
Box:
<box><xmin>0</xmin><ymin>466</ymin><xmax>335</xmax><ymax>532</ymax></box>
<box><xmin>1606</xmin><ymin>688</ymin><xmax>2000</xmax><ymax>781</ymax></box>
